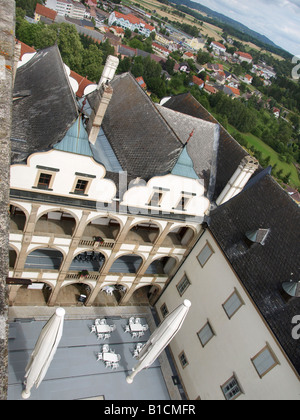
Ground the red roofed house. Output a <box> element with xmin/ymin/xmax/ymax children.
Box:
<box><xmin>234</xmin><ymin>51</ymin><xmax>253</xmax><ymax>64</ymax></box>
<box><xmin>210</xmin><ymin>41</ymin><xmax>226</xmax><ymax>54</ymax></box>
<box><xmin>191</xmin><ymin>75</ymin><xmax>204</xmax><ymax>89</ymax></box>
<box><xmin>241</xmin><ymin>74</ymin><xmax>253</xmax><ymax>84</ymax></box>
<box><xmin>34</xmin><ymin>3</ymin><xmax>57</xmax><ymax>22</ymax></box>
<box><xmin>135</xmin><ymin>76</ymin><xmax>147</xmax><ymax>89</ymax></box>
<box><xmin>204</xmin><ymin>84</ymin><xmax>217</xmax><ymax>95</ymax></box>
<box><xmin>152</xmin><ymin>42</ymin><xmax>169</xmax><ymax>57</ymax></box>
<box><xmin>108</xmin><ymin>11</ymin><xmax>155</xmax><ymax>38</ymax></box>
<box><xmin>224</xmin><ymin>85</ymin><xmax>240</xmax><ymax>98</ymax></box>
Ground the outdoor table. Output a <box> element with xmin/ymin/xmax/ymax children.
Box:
<box><xmin>129</xmin><ymin>322</ymin><xmax>145</xmax><ymax>332</ymax></box>
<box><xmin>96</xmin><ymin>324</ymin><xmax>112</xmax><ymax>334</ymax></box>
<box><xmin>102</xmin><ymin>352</ymin><xmax>119</xmax><ymax>363</ymax></box>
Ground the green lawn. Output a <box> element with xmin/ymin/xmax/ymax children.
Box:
<box><xmin>227</xmin><ymin>125</ymin><xmax>300</xmax><ymax>188</ymax></box>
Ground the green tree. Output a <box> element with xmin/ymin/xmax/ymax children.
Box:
<box><xmin>82</xmin><ymin>44</ymin><xmax>104</xmax><ymax>82</ymax></box>
<box><xmin>57</xmin><ymin>23</ymin><xmax>83</xmax><ymax>73</ymax></box>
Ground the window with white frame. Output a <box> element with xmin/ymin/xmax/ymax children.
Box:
<box><xmin>197</xmin><ymin>242</ymin><xmax>214</xmax><ymax>267</ymax></box>
<box><xmin>221</xmin><ymin>375</ymin><xmax>242</xmax><ymax>400</ymax></box>
<box><xmin>223</xmin><ymin>290</ymin><xmax>244</xmax><ymax>319</ymax></box>
<box><xmin>176</xmin><ymin>274</ymin><xmax>191</xmax><ymax>296</ymax></box>
<box><xmin>147</xmin><ymin>189</ymin><xmax>164</xmax><ymax>207</ymax></box>
<box><xmin>251</xmin><ymin>345</ymin><xmax>279</xmax><ymax>378</ymax></box>
<box><xmin>197</xmin><ymin>321</ymin><xmax>215</xmax><ymax>347</ymax></box>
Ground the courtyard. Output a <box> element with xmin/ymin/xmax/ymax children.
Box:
<box><xmin>7</xmin><ymin>306</ymin><xmax>182</xmax><ymax>400</ymax></box>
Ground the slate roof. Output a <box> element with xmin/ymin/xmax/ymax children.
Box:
<box><xmin>87</xmin><ymin>73</ymin><xmax>219</xmax><ymax>196</ymax></box>
<box><xmin>11</xmin><ymin>45</ymin><xmax>78</xmax><ymax>164</ymax></box>
<box><xmin>209</xmin><ymin>174</ymin><xmax>300</xmax><ymax>376</ymax></box>
<box><xmin>162</xmin><ymin>93</ymin><xmax>251</xmax><ymax>201</ymax></box>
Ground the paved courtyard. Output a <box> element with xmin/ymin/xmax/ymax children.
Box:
<box><xmin>7</xmin><ymin>306</ymin><xmax>180</xmax><ymax>400</ymax></box>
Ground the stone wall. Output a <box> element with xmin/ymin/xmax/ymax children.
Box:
<box><xmin>0</xmin><ymin>0</ymin><xmax>15</xmax><ymax>400</ymax></box>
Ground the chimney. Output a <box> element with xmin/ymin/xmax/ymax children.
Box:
<box><xmin>216</xmin><ymin>156</ymin><xmax>259</xmax><ymax>206</ymax></box>
<box><xmin>86</xmin><ymin>55</ymin><xmax>119</xmax><ymax>145</ymax></box>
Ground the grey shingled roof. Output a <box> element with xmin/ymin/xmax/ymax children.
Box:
<box><xmin>162</xmin><ymin>93</ymin><xmax>252</xmax><ymax>201</ymax></box>
<box><xmin>89</xmin><ymin>73</ymin><xmax>183</xmax><ymax>180</ymax></box>
<box><xmin>11</xmin><ymin>45</ymin><xmax>78</xmax><ymax>163</ymax></box>
<box><xmin>88</xmin><ymin>74</ymin><xmax>219</xmax><ymax>195</ymax></box>
<box><xmin>209</xmin><ymin>174</ymin><xmax>300</xmax><ymax>376</ymax></box>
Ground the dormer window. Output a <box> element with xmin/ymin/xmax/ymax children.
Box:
<box><xmin>245</xmin><ymin>228</ymin><xmax>270</xmax><ymax>247</ymax></box>
<box><xmin>174</xmin><ymin>191</ymin><xmax>195</xmax><ymax>212</ymax></box>
<box><xmin>147</xmin><ymin>187</ymin><xmax>167</xmax><ymax>207</ymax></box>
<box><xmin>37</xmin><ymin>173</ymin><xmax>52</xmax><ymax>189</ymax></box>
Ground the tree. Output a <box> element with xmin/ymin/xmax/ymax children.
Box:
<box><xmin>81</xmin><ymin>44</ymin><xmax>104</xmax><ymax>82</ymax></box>
<box><xmin>57</xmin><ymin>23</ymin><xmax>83</xmax><ymax>73</ymax></box>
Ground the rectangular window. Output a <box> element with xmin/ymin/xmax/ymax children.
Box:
<box><xmin>37</xmin><ymin>173</ymin><xmax>52</xmax><ymax>189</ymax></box>
<box><xmin>179</xmin><ymin>351</ymin><xmax>189</xmax><ymax>369</ymax></box>
<box><xmin>148</xmin><ymin>190</ymin><xmax>164</xmax><ymax>207</ymax></box>
<box><xmin>197</xmin><ymin>321</ymin><xmax>215</xmax><ymax>347</ymax></box>
<box><xmin>176</xmin><ymin>274</ymin><xmax>191</xmax><ymax>296</ymax></box>
<box><xmin>175</xmin><ymin>195</ymin><xmax>191</xmax><ymax>211</ymax></box>
<box><xmin>160</xmin><ymin>303</ymin><xmax>169</xmax><ymax>318</ymax></box>
<box><xmin>221</xmin><ymin>376</ymin><xmax>242</xmax><ymax>400</ymax></box>
<box><xmin>197</xmin><ymin>242</ymin><xmax>214</xmax><ymax>267</ymax></box>
<box><xmin>223</xmin><ymin>290</ymin><xmax>244</xmax><ymax>319</ymax></box>
<box><xmin>251</xmin><ymin>345</ymin><xmax>279</xmax><ymax>378</ymax></box>
<box><xmin>74</xmin><ymin>179</ymin><xmax>89</xmax><ymax>194</ymax></box>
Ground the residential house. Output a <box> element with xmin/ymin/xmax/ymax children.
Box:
<box><xmin>204</xmin><ymin>84</ymin><xmax>217</xmax><ymax>95</ymax></box>
<box><xmin>152</xmin><ymin>42</ymin><xmax>170</xmax><ymax>58</ymax></box>
<box><xmin>210</xmin><ymin>41</ymin><xmax>226</xmax><ymax>55</ymax></box>
<box><xmin>223</xmin><ymin>85</ymin><xmax>240</xmax><ymax>98</ymax></box>
<box><xmin>34</xmin><ymin>3</ymin><xmax>57</xmax><ymax>22</ymax></box>
<box><xmin>273</xmin><ymin>107</ymin><xmax>280</xmax><ymax>119</ymax></box>
<box><xmin>182</xmin><ymin>51</ymin><xmax>195</xmax><ymax>61</ymax></box>
<box><xmin>190</xmin><ymin>75</ymin><xmax>204</xmax><ymax>89</ymax></box>
<box><xmin>241</xmin><ymin>74</ymin><xmax>253</xmax><ymax>84</ymax></box>
<box><xmin>46</xmin><ymin>0</ymin><xmax>86</xmax><ymax>20</ymax></box>
<box><xmin>234</xmin><ymin>51</ymin><xmax>253</xmax><ymax>64</ymax></box>
<box><xmin>108</xmin><ymin>11</ymin><xmax>155</xmax><ymax>38</ymax></box>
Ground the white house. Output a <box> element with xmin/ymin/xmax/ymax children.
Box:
<box><xmin>108</xmin><ymin>11</ymin><xmax>155</xmax><ymax>38</ymax></box>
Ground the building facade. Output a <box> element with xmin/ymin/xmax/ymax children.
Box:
<box><xmin>108</xmin><ymin>11</ymin><xmax>155</xmax><ymax>38</ymax></box>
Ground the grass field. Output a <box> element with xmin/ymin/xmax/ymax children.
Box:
<box><xmin>227</xmin><ymin>125</ymin><xmax>300</xmax><ymax>188</ymax></box>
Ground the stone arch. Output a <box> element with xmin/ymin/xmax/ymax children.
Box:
<box><xmin>69</xmin><ymin>249</ymin><xmax>106</xmax><ymax>272</ymax></box>
<box><xmin>145</xmin><ymin>255</ymin><xmax>178</xmax><ymax>275</ymax></box>
<box><xmin>127</xmin><ymin>219</ymin><xmax>162</xmax><ymax>244</ymax></box>
<box><xmin>34</xmin><ymin>208</ymin><xmax>79</xmax><ymax>236</ymax></box>
<box><xmin>109</xmin><ymin>253</ymin><xmax>144</xmax><ymax>274</ymax></box>
<box><xmin>163</xmin><ymin>224</ymin><xmax>197</xmax><ymax>247</ymax></box>
<box><xmin>9</xmin><ymin>203</ymin><xmax>28</xmax><ymax>232</ymax></box>
<box><xmin>82</xmin><ymin>215</ymin><xmax>122</xmax><ymax>240</ymax></box>
<box><xmin>13</xmin><ymin>281</ymin><xmax>53</xmax><ymax>306</ymax></box>
<box><xmin>56</xmin><ymin>281</ymin><xmax>92</xmax><ymax>306</ymax></box>
<box><xmin>130</xmin><ymin>283</ymin><xmax>161</xmax><ymax>306</ymax></box>
<box><xmin>9</xmin><ymin>245</ymin><xmax>18</xmax><ymax>270</ymax></box>
<box><xmin>25</xmin><ymin>247</ymin><xmax>65</xmax><ymax>270</ymax></box>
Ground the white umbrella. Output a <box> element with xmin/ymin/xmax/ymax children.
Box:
<box><xmin>126</xmin><ymin>300</ymin><xmax>191</xmax><ymax>384</ymax></box>
<box><xmin>22</xmin><ymin>307</ymin><xmax>66</xmax><ymax>399</ymax></box>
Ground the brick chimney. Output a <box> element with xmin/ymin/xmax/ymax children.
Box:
<box><xmin>86</xmin><ymin>55</ymin><xmax>119</xmax><ymax>145</ymax></box>
<box><xmin>216</xmin><ymin>156</ymin><xmax>259</xmax><ymax>206</ymax></box>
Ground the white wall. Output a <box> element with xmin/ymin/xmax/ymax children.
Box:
<box><xmin>155</xmin><ymin>230</ymin><xmax>300</xmax><ymax>400</ymax></box>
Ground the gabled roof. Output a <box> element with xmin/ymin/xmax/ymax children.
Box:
<box><xmin>162</xmin><ymin>92</ymin><xmax>250</xmax><ymax>201</ymax></box>
<box><xmin>11</xmin><ymin>45</ymin><xmax>78</xmax><ymax>163</ymax></box>
<box><xmin>35</xmin><ymin>3</ymin><xmax>57</xmax><ymax>20</ymax></box>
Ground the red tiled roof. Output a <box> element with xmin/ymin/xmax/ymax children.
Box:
<box><xmin>152</xmin><ymin>42</ymin><xmax>169</xmax><ymax>53</ymax></box>
<box><xmin>136</xmin><ymin>76</ymin><xmax>146</xmax><ymax>89</ymax></box>
<box><xmin>16</xmin><ymin>40</ymin><xmax>36</xmax><ymax>59</ymax></box>
<box><xmin>70</xmin><ymin>70</ymin><xmax>94</xmax><ymax>98</ymax></box>
<box><xmin>236</xmin><ymin>51</ymin><xmax>253</xmax><ymax>60</ymax></box>
<box><xmin>211</xmin><ymin>41</ymin><xmax>226</xmax><ymax>50</ymax></box>
<box><xmin>35</xmin><ymin>3</ymin><xmax>57</xmax><ymax>20</ymax></box>
<box><xmin>114</xmin><ymin>11</ymin><xmax>155</xmax><ymax>31</ymax></box>
<box><xmin>226</xmin><ymin>85</ymin><xmax>240</xmax><ymax>96</ymax></box>
<box><xmin>192</xmin><ymin>75</ymin><xmax>204</xmax><ymax>86</ymax></box>
<box><xmin>204</xmin><ymin>84</ymin><xmax>217</xmax><ymax>94</ymax></box>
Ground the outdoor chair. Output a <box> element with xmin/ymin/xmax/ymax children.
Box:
<box><xmin>97</xmin><ymin>353</ymin><xmax>103</xmax><ymax>361</ymax></box>
<box><xmin>90</xmin><ymin>325</ymin><xmax>96</xmax><ymax>333</ymax></box>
